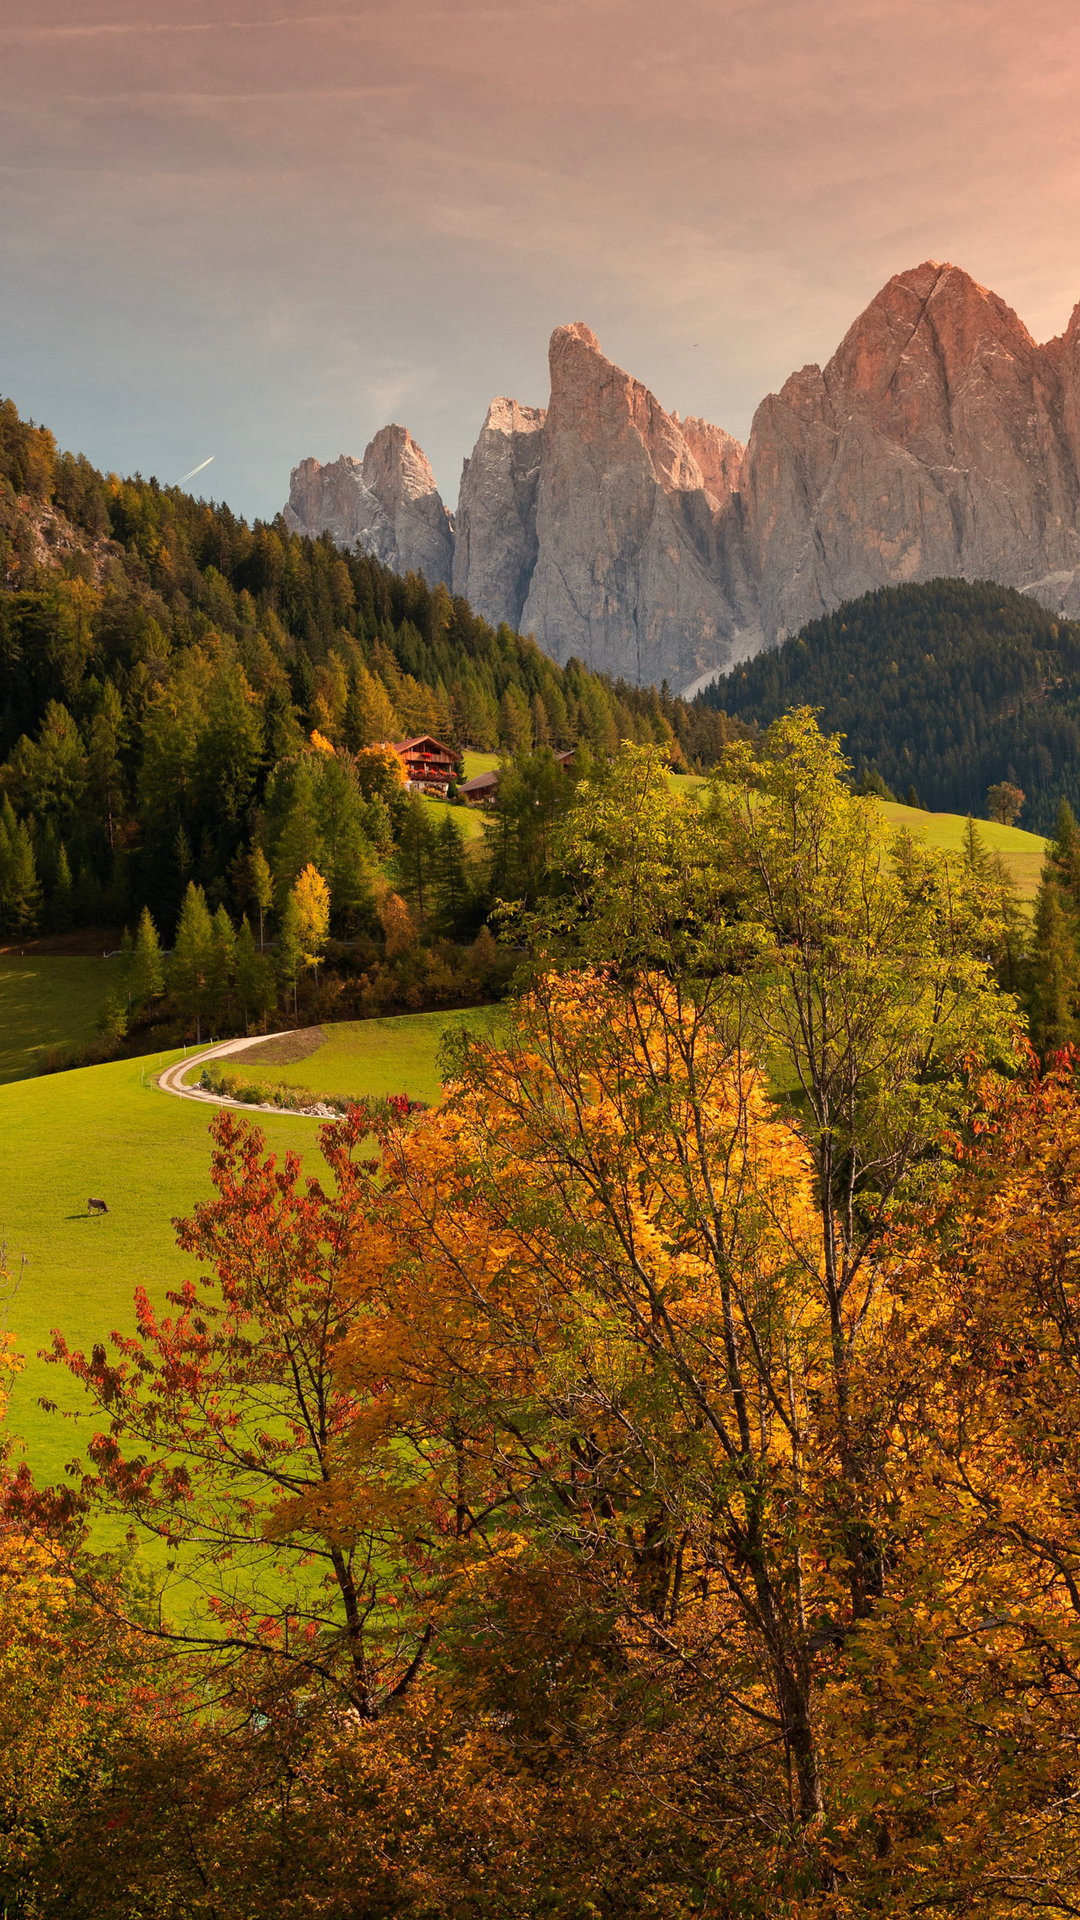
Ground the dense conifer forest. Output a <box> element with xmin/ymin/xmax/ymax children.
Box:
<box><xmin>0</xmin><ymin>395</ymin><xmax>737</xmax><ymax>954</ymax></box>
<box><xmin>702</xmin><ymin>577</ymin><xmax>1080</xmax><ymax>832</ymax></box>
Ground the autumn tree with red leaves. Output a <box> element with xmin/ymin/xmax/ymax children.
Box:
<box><xmin>29</xmin><ymin>1108</ymin><xmax>434</xmax><ymax>1720</ymax></box>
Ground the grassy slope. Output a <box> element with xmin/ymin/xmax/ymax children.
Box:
<box><xmin>0</xmin><ymin>956</ymin><xmax>120</xmax><ymax>1083</ymax></box>
<box><xmin>2</xmin><ymin>1010</ymin><xmax>498</xmax><ymax>1481</ymax></box>
<box><xmin>461</xmin><ymin>752</ymin><xmax>501</xmax><ymax>779</ymax></box>
<box><xmin>668</xmin><ymin>774</ymin><xmax>1046</xmax><ymax>901</ymax></box>
<box><xmin>187</xmin><ymin>1008</ymin><xmax>506</xmax><ymax>1106</ymax></box>
<box><xmin>877</xmin><ymin>801</ymin><xmax>1047</xmax><ymax>900</ymax></box>
<box><xmin>0</xmin><ymin>1052</ymin><xmax>318</xmax><ymax>1485</ymax></box>
<box><xmin>415</xmin><ymin>752</ymin><xmax>502</xmax><ymax>845</ymax></box>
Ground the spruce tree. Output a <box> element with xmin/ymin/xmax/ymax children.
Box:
<box><xmin>51</xmin><ymin>844</ymin><xmax>74</xmax><ymax>932</ymax></box>
<box><xmin>962</xmin><ymin>815</ymin><xmax>988</xmax><ymax>879</ymax></box>
<box><xmin>1029</xmin><ymin>873</ymin><xmax>1080</xmax><ymax>1058</ymax></box>
<box><xmin>236</xmin><ymin>915</ymin><xmax>276</xmax><ymax>1032</ymax></box>
<box><xmin>208</xmin><ymin>905</ymin><xmax>237</xmax><ymax>1031</ymax></box>
<box><xmin>276</xmin><ymin>891</ymin><xmax>305</xmax><ymax>1021</ymax></box>
<box><xmin>170</xmin><ymin>882</ymin><xmax>214</xmax><ymax>1044</ymax></box>
<box><xmin>432</xmin><ymin>812</ymin><xmax>470</xmax><ymax>935</ymax></box>
<box><xmin>1049</xmin><ymin>799</ymin><xmax>1080</xmax><ymax>911</ymax></box>
<box><xmin>4</xmin><ymin>813</ymin><xmax>41</xmax><ymax>938</ymax></box>
<box><xmin>130</xmin><ymin>906</ymin><xmax>165</xmax><ymax>1012</ymax></box>
<box><xmin>394</xmin><ymin>796</ymin><xmax>434</xmax><ymax>920</ymax></box>
<box><xmin>249</xmin><ymin>846</ymin><xmax>274</xmax><ymax>952</ymax></box>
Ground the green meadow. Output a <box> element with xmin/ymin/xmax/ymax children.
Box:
<box><xmin>0</xmin><ymin>1052</ymin><xmax>320</xmax><ymax>1488</ymax></box>
<box><xmin>1</xmin><ymin>1008</ymin><xmax>491</xmax><ymax>1485</ymax></box>
<box><xmin>417</xmin><ymin>750</ymin><xmax>502</xmax><ymax>844</ymax></box>
<box><xmin>188</xmin><ymin>1007</ymin><xmax>506</xmax><ymax>1107</ymax></box>
<box><xmin>0</xmin><ymin>954</ymin><xmax>121</xmax><ymax>1084</ymax></box>
<box><xmin>877</xmin><ymin>800</ymin><xmax>1048</xmax><ymax>900</ymax></box>
<box><xmin>667</xmin><ymin>773</ymin><xmax>1047</xmax><ymax>900</ymax></box>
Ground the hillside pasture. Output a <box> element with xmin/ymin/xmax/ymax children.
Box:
<box><xmin>1</xmin><ymin>1008</ymin><xmax>505</xmax><ymax>1481</ymax></box>
<box><xmin>0</xmin><ymin>955</ymin><xmax>121</xmax><ymax>1084</ymax></box>
<box><xmin>0</xmin><ymin>1053</ymin><xmax>319</xmax><ymax>1488</ymax></box>
<box><xmin>878</xmin><ymin>800</ymin><xmax>1047</xmax><ymax>900</ymax></box>
<box><xmin>190</xmin><ymin>1007</ymin><xmax>507</xmax><ymax>1108</ymax></box>
<box><xmin>664</xmin><ymin>775</ymin><xmax>1046</xmax><ymax>900</ymax></box>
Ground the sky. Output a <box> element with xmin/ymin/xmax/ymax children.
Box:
<box><xmin>3</xmin><ymin>0</ymin><xmax>1080</xmax><ymax>522</ymax></box>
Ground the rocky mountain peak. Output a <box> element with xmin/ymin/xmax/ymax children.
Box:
<box><xmin>284</xmin><ymin>261</ymin><xmax>1080</xmax><ymax>691</ymax></box>
<box><xmin>452</xmin><ymin>397</ymin><xmax>547</xmax><ymax>632</ymax></box>
<box><xmin>284</xmin><ymin>425</ymin><xmax>452</xmax><ymax>587</ymax></box>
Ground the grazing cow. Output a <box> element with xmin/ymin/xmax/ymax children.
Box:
<box><xmin>87</xmin><ymin>1197</ymin><xmax>109</xmax><ymax>1215</ymax></box>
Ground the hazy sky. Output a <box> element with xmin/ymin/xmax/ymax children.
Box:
<box><xmin>3</xmin><ymin>0</ymin><xmax>1080</xmax><ymax>520</ymax></box>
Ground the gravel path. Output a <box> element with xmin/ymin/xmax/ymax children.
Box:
<box><xmin>155</xmin><ymin>1033</ymin><xmax>327</xmax><ymax>1118</ymax></box>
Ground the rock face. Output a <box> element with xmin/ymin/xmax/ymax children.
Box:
<box><xmin>284</xmin><ymin>262</ymin><xmax>1080</xmax><ymax>687</ymax></box>
<box><xmin>741</xmin><ymin>260</ymin><xmax>1080</xmax><ymax>639</ymax></box>
<box><xmin>284</xmin><ymin>425</ymin><xmax>453</xmax><ymax>587</ymax></box>
<box><xmin>452</xmin><ymin>397</ymin><xmax>546</xmax><ymax>631</ymax></box>
<box><xmin>516</xmin><ymin>324</ymin><xmax>754</xmax><ymax>687</ymax></box>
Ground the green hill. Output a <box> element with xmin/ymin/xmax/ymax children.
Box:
<box><xmin>701</xmin><ymin>579</ymin><xmax>1080</xmax><ymax>835</ymax></box>
<box><xmin>0</xmin><ymin>1009</ymin><xmax>482</xmax><ymax>1482</ymax></box>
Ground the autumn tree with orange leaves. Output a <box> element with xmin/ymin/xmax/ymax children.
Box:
<box><xmin>16</xmin><ymin>714</ymin><xmax>1080</xmax><ymax>1919</ymax></box>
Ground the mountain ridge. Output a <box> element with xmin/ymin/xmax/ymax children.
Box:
<box><xmin>285</xmin><ymin>262</ymin><xmax>1080</xmax><ymax>691</ymax></box>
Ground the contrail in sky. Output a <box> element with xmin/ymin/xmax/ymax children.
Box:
<box><xmin>179</xmin><ymin>456</ymin><xmax>215</xmax><ymax>483</ymax></box>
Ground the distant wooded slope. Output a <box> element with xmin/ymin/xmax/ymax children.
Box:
<box><xmin>701</xmin><ymin>579</ymin><xmax>1080</xmax><ymax>835</ymax></box>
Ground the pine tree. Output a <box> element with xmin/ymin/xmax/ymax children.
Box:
<box><xmin>208</xmin><ymin>905</ymin><xmax>237</xmax><ymax>1031</ymax></box>
<box><xmin>235</xmin><ymin>915</ymin><xmax>276</xmax><ymax>1032</ymax></box>
<box><xmin>276</xmin><ymin>891</ymin><xmax>305</xmax><ymax>1020</ymax></box>
<box><xmin>130</xmin><ymin>906</ymin><xmax>165</xmax><ymax>1012</ymax></box>
<box><xmin>50</xmin><ymin>844</ymin><xmax>74</xmax><ymax>932</ymax></box>
<box><xmin>249</xmin><ymin>846</ymin><xmax>274</xmax><ymax>952</ymax></box>
<box><xmin>86</xmin><ymin>681</ymin><xmax>126</xmax><ymax>853</ymax></box>
<box><xmin>1028</xmin><ymin>872</ymin><xmax>1080</xmax><ymax>1058</ymax></box>
<box><xmin>1049</xmin><ymin>798</ymin><xmax>1080</xmax><ymax>911</ymax></box>
<box><xmin>170</xmin><ymin>882</ymin><xmax>214</xmax><ymax>1044</ymax></box>
<box><xmin>394</xmin><ymin>796</ymin><xmax>434</xmax><ymax>920</ymax></box>
<box><xmin>963</xmin><ymin>814</ymin><xmax>988</xmax><ymax>879</ymax></box>
<box><xmin>1</xmin><ymin>808</ymin><xmax>41</xmax><ymax>938</ymax></box>
<box><xmin>432</xmin><ymin>812</ymin><xmax>471</xmax><ymax>935</ymax></box>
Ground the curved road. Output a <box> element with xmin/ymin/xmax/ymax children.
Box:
<box><xmin>156</xmin><ymin>1032</ymin><xmax>326</xmax><ymax>1116</ymax></box>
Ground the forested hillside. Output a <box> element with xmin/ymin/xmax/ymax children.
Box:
<box><xmin>701</xmin><ymin>578</ymin><xmax>1080</xmax><ymax>833</ymax></box>
<box><xmin>0</xmin><ymin>396</ymin><xmax>735</xmax><ymax>946</ymax></box>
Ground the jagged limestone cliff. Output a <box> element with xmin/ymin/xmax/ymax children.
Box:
<box><xmin>284</xmin><ymin>263</ymin><xmax>1080</xmax><ymax>688</ymax></box>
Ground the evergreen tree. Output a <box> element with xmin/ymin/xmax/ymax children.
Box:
<box><xmin>485</xmin><ymin>748</ymin><xmax>571</xmax><ymax>908</ymax></box>
<box><xmin>394</xmin><ymin>795</ymin><xmax>435</xmax><ymax>920</ymax></box>
<box><xmin>431</xmin><ymin>811</ymin><xmax>471</xmax><ymax>936</ymax></box>
<box><xmin>1028</xmin><ymin>872</ymin><xmax>1080</xmax><ymax>1058</ymax></box>
<box><xmin>85</xmin><ymin>681</ymin><xmax>126</xmax><ymax>854</ymax></box>
<box><xmin>1049</xmin><ymin>798</ymin><xmax>1080</xmax><ymax>910</ymax></box>
<box><xmin>50</xmin><ymin>843</ymin><xmax>74</xmax><ymax>932</ymax></box>
<box><xmin>170</xmin><ymin>882</ymin><xmax>214</xmax><ymax>1043</ymax></box>
<box><xmin>249</xmin><ymin>846</ymin><xmax>274</xmax><ymax>952</ymax></box>
<box><xmin>0</xmin><ymin>801</ymin><xmax>41</xmax><ymax>938</ymax></box>
<box><xmin>73</xmin><ymin>859</ymin><xmax>104</xmax><ymax>924</ymax></box>
<box><xmin>207</xmin><ymin>905</ymin><xmax>237</xmax><ymax>1031</ymax></box>
<box><xmin>235</xmin><ymin>915</ymin><xmax>276</xmax><ymax>1032</ymax></box>
<box><xmin>276</xmin><ymin>891</ymin><xmax>305</xmax><ymax>1020</ymax></box>
<box><xmin>129</xmin><ymin>906</ymin><xmax>165</xmax><ymax>1012</ymax></box>
<box><xmin>962</xmin><ymin>814</ymin><xmax>989</xmax><ymax>879</ymax></box>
